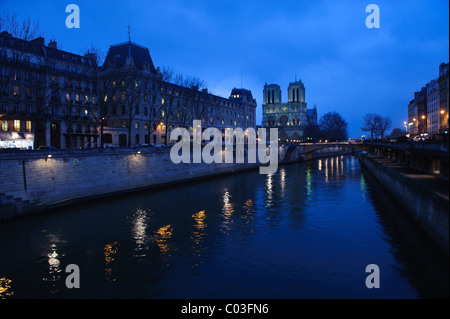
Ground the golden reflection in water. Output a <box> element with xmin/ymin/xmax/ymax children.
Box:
<box><xmin>0</xmin><ymin>277</ymin><xmax>13</xmax><ymax>299</ymax></box>
<box><xmin>154</xmin><ymin>225</ymin><xmax>173</xmax><ymax>255</ymax></box>
<box><xmin>191</xmin><ymin>210</ymin><xmax>207</xmax><ymax>264</ymax></box>
<box><xmin>318</xmin><ymin>159</ymin><xmax>322</xmax><ymax>171</ymax></box>
<box><xmin>325</xmin><ymin>158</ymin><xmax>329</xmax><ymax>182</ymax></box>
<box><xmin>105</xmin><ymin>241</ymin><xmax>119</xmax><ymax>282</ymax></box>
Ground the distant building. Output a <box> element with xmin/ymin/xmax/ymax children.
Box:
<box><xmin>438</xmin><ymin>62</ymin><xmax>449</xmax><ymax>133</ymax></box>
<box><xmin>1</xmin><ymin>32</ymin><xmax>257</xmax><ymax>149</ymax></box>
<box><xmin>407</xmin><ymin>87</ymin><xmax>427</xmax><ymax>135</ymax></box>
<box><xmin>99</xmin><ymin>40</ymin><xmax>257</xmax><ymax>147</ymax></box>
<box><xmin>262</xmin><ymin>79</ymin><xmax>317</xmax><ymax>141</ymax></box>
<box><xmin>0</xmin><ymin>31</ymin><xmax>99</xmax><ymax>149</ymax></box>
<box><xmin>426</xmin><ymin>79</ymin><xmax>439</xmax><ymax>134</ymax></box>
<box><xmin>407</xmin><ymin>62</ymin><xmax>449</xmax><ymax>136</ymax></box>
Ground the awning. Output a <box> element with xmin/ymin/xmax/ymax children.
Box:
<box><xmin>0</xmin><ymin>132</ymin><xmax>34</xmax><ymax>141</ymax></box>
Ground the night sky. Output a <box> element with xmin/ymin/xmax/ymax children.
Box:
<box><xmin>1</xmin><ymin>0</ymin><xmax>448</xmax><ymax>137</ymax></box>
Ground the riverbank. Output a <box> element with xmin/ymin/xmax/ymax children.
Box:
<box><xmin>359</xmin><ymin>154</ymin><xmax>449</xmax><ymax>256</ymax></box>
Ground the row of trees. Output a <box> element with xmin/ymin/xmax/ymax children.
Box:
<box><xmin>302</xmin><ymin>112</ymin><xmax>402</xmax><ymax>142</ymax></box>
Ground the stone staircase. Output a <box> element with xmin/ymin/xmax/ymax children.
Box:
<box><xmin>0</xmin><ymin>192</ymin><xmax>45</xmax><ymax>221</ymax></box>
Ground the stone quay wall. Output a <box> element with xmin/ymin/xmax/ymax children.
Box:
<box><xmin>359</xmin><ymin>154</ymin><xmax>449</xmax><ymax>256</ymax></box>
<box><xmin>0</xmin><ymin>148</ymin><xmax>260</xmax><ymax>221</ymax></box>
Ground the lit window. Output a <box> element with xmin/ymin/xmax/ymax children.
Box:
<box><xmin>135</xmin><ymin>122</ymin><xmax>139</xmax><ymax>129</ymax></box>
<box><xmin>26</xmin><ymin>121</ymin><xmax>31</xmax><ymax>132</ymax></box>
<box><xmin>14</xmin><ymin>120</ymin><xmax>20</xmax><ymax>131</ymax></box>
<box><xmin>1</xmin><ymin>120</ymin><xmax>7</xmax><ymax>131</ymax></box>
<box><xmin>13</xmin><ymin>85</ymin><xmax>19</xmax><ymax>97</ymax></box>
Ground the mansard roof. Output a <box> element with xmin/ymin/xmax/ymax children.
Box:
<box><xmin>102</xmin><ymin>41</ymin><xmax>157</xmax><ymax>73</ymax></box>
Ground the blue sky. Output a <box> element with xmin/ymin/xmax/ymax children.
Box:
<box><xmin>1</xmin><ymin>0</ymin><xmax>449</xmax><ymax>137</ymax></box>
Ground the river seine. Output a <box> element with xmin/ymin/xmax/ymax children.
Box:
<box><xmin>0</xmin><ymin>155</ymin><xmax>448</xmax><ymax>298</ymax></box>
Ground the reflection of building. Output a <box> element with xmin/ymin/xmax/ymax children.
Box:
<box><xmin>262</xmin><ymin>79</ymin><xmax>317</xmax><ymax>141</ymax></box>
<box><xmin>0</xmin><ymin>31</ymin><xmax>99</xmax><ymax>149</ymax></box>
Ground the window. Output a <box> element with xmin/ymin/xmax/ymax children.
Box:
<box><xmin>1</xmin><ymin>120</ymin><xmax>7</xmax><ymax>131</ymax></box>
<box><xmin>26</xmin><ymin>105</ymin><xmax>31</xmax><ymax>115</ymax></box>
<box><xmin>1</xmin><ymin>103</ymin><xmax>7</xmax><ymax>114</ymax></box>
<box><xmin>135</xmin><ymin>122</ymin><xmax>139</xmax><ymax>129</ymax></box>
<box><xmin>66</xmin><ymin>93</ymin><xmax>71</xmax><ymax>103</ymax></box>
<box><xmin>121</xmin><ymin>105</ymin><xmax>125</xmax><ymax>115</ymax></box>
<box><xmin>14</xmin><ymin>120</ymin><xmax>20</xmax><ymax>131</ymax></box>
<box><xmin>14</xmin><ymin>104</ymin><xmax>19</xmax><ymax>114</ymax></box>
<box><xmin>26</xmin><ymin>121</ymin><xmax>32</xmax><ymax>132</ymax></box>
<box><xmin>13</xmin><ymin>86</ymin><xmax>19</xmax><ymax>97</ymax></box>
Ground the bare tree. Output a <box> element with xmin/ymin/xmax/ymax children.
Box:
<box><xmin>361</xmin><ymin>113</ymin><xmax>392</xmax><ymax>139</ymax></box>
<box><xmin>116</xmin><ymin>66</ymin><xmax>145</xmax><ymax>147</ymax></box>
<box><xmin>89</xmin><ymin>77</ymin><xmax>121</xmax><ymax>147</ymax></box>
<box><xmin>377</xmin><ymin>116</ymin><xmax>392</xmax><ymax>138</ymax></box>
<box><xmin>0</xmin><ymin>11</ymin><xmax>44</xmax><ymax>89</ymax></box>
<box><xmin>28</xmin><ymin>59</ymin><xmax>64</xmax><ymax>148</ymax></box>
<box><xmin>361</xmin><ymin>113</ymin><xmax>379</xmax><ymax>140</ymax></box>
<box><xmin>0</xmin><ymin>11</ymin><xmax>42</xmax><ymax>41</ymax></box>
<box><xmin>161</xmin><ymin>65</ymin><xmax>207</xmax><ymax>90</ymax></box>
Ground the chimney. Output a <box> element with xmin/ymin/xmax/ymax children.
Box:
<box><xmin>48</xmin><ymin>40</ymin><xmax>57</xmax><ymax>49</ymax></box>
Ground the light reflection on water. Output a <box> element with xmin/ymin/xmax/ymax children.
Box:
<box><xmin>0</xmin><ymin>155</ymin><xmax>447</xmax><ymax>299</ymax></box>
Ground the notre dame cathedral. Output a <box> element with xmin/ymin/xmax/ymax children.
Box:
<box><xmin>262</xmin><ymin>79</ymin><xmax>317</xmax><ymax>141</ymax></box>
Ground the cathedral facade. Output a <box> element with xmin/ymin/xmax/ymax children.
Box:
<box><xmin>262</xmin><ymin>79</ymin><xmax>317</xmax><ymax>141</ymax></box>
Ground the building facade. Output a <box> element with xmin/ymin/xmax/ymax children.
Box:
<box><xmin>407</xmin><ymin>62</ymin><xmax>449</xmax><ymax>136</ymax></box>
<box><xmin>1</xmin><ymin>33</ymin><xmax>257</xmax><ymax>149</ymax></box>
<box><xmin>262</xmin><ymin>79</ymin><xmax>317</xmax><ymax>141</ymax></box>
<box><xmin>407</xmin><ymin>86</ymin><xmax>427</xmax><ymax>135</ymax></box>
<box><xmin>0</xmin><ymin>31</ymin><xmax>99</xmax><ymax>149</ymax></box>
<box><xmin>100</xmin><ymin>41</ymin><xmax>257</xmax><ymax>148</ymax></box>
<box><xmin>426</xmin><ymin>79</ymin><xmax>439</xmax><ymax>134</ymax></box>
<box><xmin>438</xmin><ymin>62</ymin><xmax>449</xmax><ymax>133</ymax></box>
